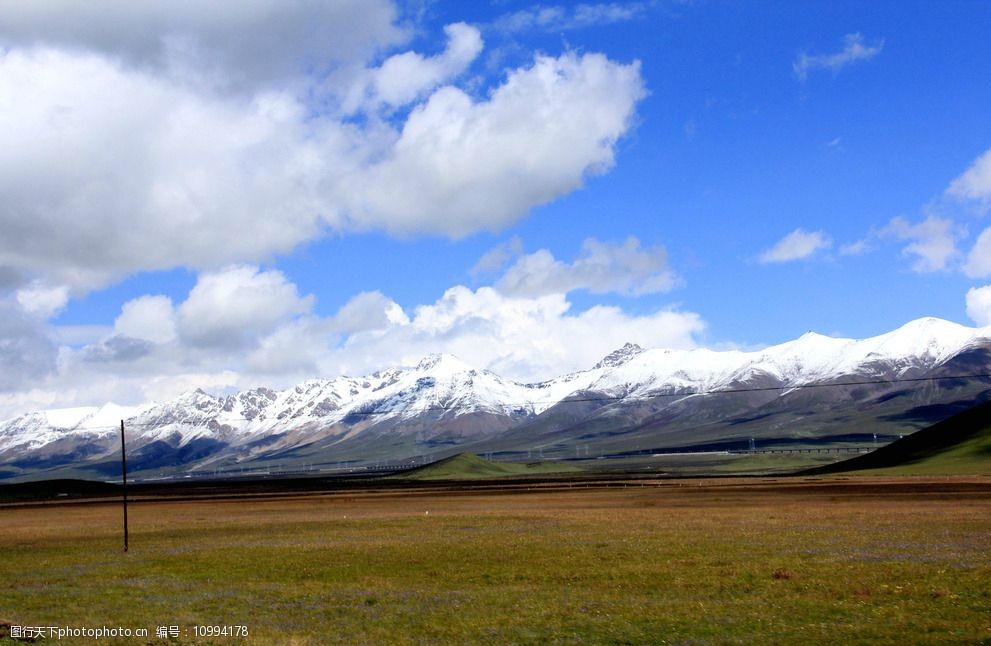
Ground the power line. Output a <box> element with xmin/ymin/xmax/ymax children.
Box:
<box><xmin>15</xmin><ymin>371</ymin><xmax>991</xmax><ymax>435</ymax></box>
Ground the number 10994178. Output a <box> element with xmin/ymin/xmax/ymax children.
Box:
<box><xmin>194</xmin><ymin>625</ymin><xmax>248</xmax><ymax>637</ymax></box>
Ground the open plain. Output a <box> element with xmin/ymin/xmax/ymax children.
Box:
<box><xmin>1</xmin><ymin>476</ymin><xmax>990</xmax><ymax>645</ymax></box>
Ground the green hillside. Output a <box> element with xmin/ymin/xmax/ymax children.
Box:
<box><xmin>399</xmin><ymin>452</ymin><xmax>580</xmax><ymax>480</ymax></box>
<box><xmin>805</xmin><ymin>400</ymin><xmax>991</xmax><ymax>476</ymax></box>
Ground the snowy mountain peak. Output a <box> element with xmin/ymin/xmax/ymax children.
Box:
<box><xmin>862</xmin><ymin>317</ymin><xmax>985</xmax><ymax>363</ymax></box>
<box><xmin>886</xmin><ymin>316</ymin><xmax>971</xmax><ymax>339</ymax></box>
<box><xmin>415</xmin><ymin>353</ymin><xmax>475</xmax><ymax>375</ymax></box>
<box><xmin>173</xmin><ymin>389</ymin><xmax>218</xmax><ymax>406</ymax></box>
<box><xmin>594</xmin><ymin>343</ymin><xmax>645</xmax><ymax>369</ymax></box>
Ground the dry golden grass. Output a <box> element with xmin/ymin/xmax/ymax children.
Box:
<box><xmin>1</xmin><ymin>477</ymin><xmax>990</xmax><ymax>644</ymax></box>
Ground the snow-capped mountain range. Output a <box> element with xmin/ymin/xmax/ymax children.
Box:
<box><xmin>2</xmin><ymin>317</ymin><xmax>990</xmax><ymax>479</ymax></box>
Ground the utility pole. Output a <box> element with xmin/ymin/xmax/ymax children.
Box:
<box><xmin>120</xmin><ymin>419</ymin><xmax>129</xmax><ymax>552</ymax></box>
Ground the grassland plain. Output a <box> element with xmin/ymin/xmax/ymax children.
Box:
<box><xmin>1</xmin><ymin>478</ymin><xmax>990</xmax><ymax>645</ymax></box>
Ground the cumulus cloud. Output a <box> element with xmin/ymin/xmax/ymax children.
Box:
<box><xmin>963</xmin><ymin>227</ymin><xmax>991</xmax><ymax>278</ymax></box>
<box><xmin>0</xmin><ymin>48</ymin><xmax>335</xmax><ymax>288</ymax></box>
<box><xmin>14</xmin><ymin>282</ymin><xmax>70</xmax><ymax>319</ymax></box>
<box><xmin>947</xmin><ymin>147</ymin><xmax>991</xmax><ymax>212</ymax></box>
<box><xmin>758</xmin><ymin>229</ymin><xmax>832</xmax><ymax>264</ymax></box>
<box><xmin>470</xmin><ymin>237</ymin><xmax>525</xmax><ymax>278</ymax></box>
<box><xmin>838</xmin><ymin>150</ymin><xmax>991</xmax><ymax>274</ymax></box>
<box><xmin>245</xmin><ymin>317</ymin><xmax>329</xmax><ymax>377</ymax></box>
<box><xmin>882</xmin><ymin>215</ymin><xmax>963</xmax><ymax>273</ymax></box>
<box><xmin>339</xmin><ymin>52</ymin><xmax>645</xmax><ymax>237</ymax></box>
<box><xmin>793</xmin><ymin>33</ymin><xmax>883</xmax><ymax>81</ymax></box>
<box><xmin>965</xmin><ymin>285</ymin><xmax>991</xmax><ymax>327</ymax></box>
<box><xmin>0</xmin><ymin>24</ymin><xmax>644</xmax><ymax>289</ymax></box>
<box><xmin>0</xmin><ymin>264</ymin><xmax>323</xmax><ymax>415</ymax></box>
<box><xmin>57</xmin><ymin>266</ymin><xmax>316</xmax><ymax>375</ymax></box>
<box><xmin>176</xmin><ymin>265</ymin><xmax>314</xmax><ymax>349</ymax></box>
<box><xmin>114</xmin><ymin>295</ymin><xmax>177</xmax><ymax>344</ymax></box>
<box><xmin>494</xmin><ymin>237</ymin><xmax>677</xmax><ymax>297</ymax></box>
<box><xmin>331</xmin><ymin>286</ymin><xmax>704</xmax><ymax>382</ymax></box>
<box><xmin>0</xmin><ymin>0</ymin><xmax>404</xmax><ymax>91</ymax></box>
<box><xmin>0</xmin><ymin>299</ymin><xmax>58</xmax><ymax>392</ymax></box>
<box><xmin>342</xmin><ymin>22</ymin><xmax>483</xmax><ymax>113</ymax></box>
<box><xmin>330</xmin><ymin>291</ymin><xmax>410</xmax><ymax>334</ymax></box>
<box><xmin>82</xmin><ymin>335</ymin><xmax>155</xmax><ymax>364</ymax></box>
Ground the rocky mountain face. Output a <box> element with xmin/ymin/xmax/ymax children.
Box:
<box><xmin>1</xmin><ymin>317</ymin><xmax>990</xmax><ymax>480</ymax></box>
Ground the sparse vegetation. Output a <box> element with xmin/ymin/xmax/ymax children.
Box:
<box><xmin>1</xmin><ymin>477</ymin><xmax>989</xmax><ymax>644</ymax></box>
<box><xmin>397</xmin><ymin>451</ymin><xmax>580</xmax><ymax>480</ymax></box>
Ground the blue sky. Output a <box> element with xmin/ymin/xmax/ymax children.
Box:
<box><xmin>1</xmin><ymin>1</ymin><xmax>990</xmax><ymax>417</ymax></box>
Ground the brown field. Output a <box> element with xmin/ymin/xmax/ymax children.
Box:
<box><xmin>1</xmin><ymin>476</ymin><xmax>990</xmax><ymax>644</ymax></box>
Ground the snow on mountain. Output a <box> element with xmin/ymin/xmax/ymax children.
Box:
<box><xmin>548</xmin><ymin>317</ymin><xmax>991</xmax><ymax>403</ymax></box>
<box><xmin>2</xmin><ymin>317</ymin><xmax>990</xmax><ymax>462</ymax></box>
<box><xmin>356</xmin><ymin>353</ymin><xmax>534</xmax><ymax>420</ymax></box>
<box><xmin>0</xmin><ymin>403</ymin><xmax>150</xmax><ymax>453</ymax></box>
<box><xmin>22</xmin><ymin>353</ymin><xmax>543</xmax><ymax>452</ymax></box>
<box><xmin>42</xmin><ymin>407</ymin><xmax>99</xmax><ymax>429</ymax></box>
<box><xmin>739</xmin><ymin>317</ymin><xmax>989</xmax><ymax>385</ymax></box>
<box><xmin>593</xmin><ymin>342</ymin><xmax>645</xmax><ymax>369</ymax></box>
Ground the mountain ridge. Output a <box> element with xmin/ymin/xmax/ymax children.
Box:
<box><xmin>2</xmin><ymin>317</ymin><xmax>990</xmax><ymax>479</ymax></box>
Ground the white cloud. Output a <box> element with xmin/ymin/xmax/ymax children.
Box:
<box><xmin>573</xmin><ymin>3</ymin><xmax>644</xmax><ymax>27</ymax></box>
<box><xmin>882</xmin><ymin>215</ymin><xmax>963</xmax><ymax>273</ymax></box>
<box><xmin>0</xmin><ymin>0</ymin><xmax>404</xmax><ymax>91</ymax></box>
<box><xmin>495</xmin><ymin>237</ymin><xmax>677</xmax><ymax>297</ymax></box>
<box><xmin>494</xmin><ymin>3</ymin><xmax>645</xmax><ymax>33</ymax></box>
<box><xmin>947</xmin><ymin>147</ymin><xmax>991</xmax><ymax>212</ymax></box>
<box><xmin>114</xmin><ymin>295</ymin><xmax>177</xmax><ymax>344</ymax></box>
<box><xmin>838</xmin><ymin>239</ymin><xmax>873</xmax><ymax>256</ymax></box>
<box><xmin>339</xmin><ymin>52</ymin><xmax>645</xmax><ymax>238</ymax></box>
<box><xmin>343</xmin><ymin>22</ymin><xmax>483</xmax><ymax>113</ymax></box>
<box><xmin>245</xmin><ymin>317</ymin><xmax>329</xmax><ymax>377</ymax></box>
<box><xmin>0</xmin><ymin>34</ymin><xmax>644</xmax><ymax>289</ymax></box>
<box><xmin>52</xmin><ymin>325</ymin><xmax>112</xmax><ymax>348</ymax></box>
<box><xmin>470</xmin><ymin>237</ymin><xmax>525</xmax><ymax>278</ymax></box>
<box><xmin>0</xmin><ymin>299</ymin><xmax>58</xmax><ymax>392</ymax></box>
<box><xmin>14</xmin><ymin>282</ymin><xmax>69</xmax><ymax>319</ymax></box>
<box><xmin>0</xmin><ymin>265</ymin><xmax>325</xmax><ymax>414</ymax></box>
<box><xmin>176</xmin><ymin>266</ymin><xmax>314</xmax><ymax>348</ymax></box>
<box><xmin>331</xmin><ymin>291</ymin><xmax>409</xmax><ymax>334</ymax></box>
<box><xmin>0</xmin><ymin>48</ymin><xmax>334</xmax><ymax>288</ymax></box>
<box><xmin>758</xmin><ymin>229</ymin><xmax>832</xmax><ymax>263</ymax></box>
<box><xmin>793</xmin><ymin>33</ymin><xmax>883</xmax><ymax>81</ymax></box>
<box><xmin>332</xmin><ymin>286</ymin><xmax>704</xmax><ymax>382</ymax></box>
<box><xmin>839</xmin><ymin>149</ymin><xmax>991</xmax><ymax>274</ymax></box>
<box><xmin>965</xmin><ymin>285</ymin><xmax>991</xmax><ymax>327</ymax></box>
<box><xmin>963</xmin><ymin>226</ymin><xmax>991</xmax><ymax>278</ymax></box>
